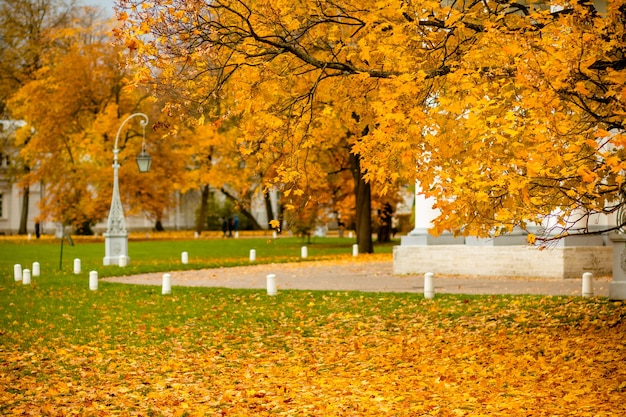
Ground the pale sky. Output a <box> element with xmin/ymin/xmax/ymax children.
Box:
<box><xmin>84</xmin><ymin>0</ymin><xmax>116</xmax><ymax>16</ymax></box>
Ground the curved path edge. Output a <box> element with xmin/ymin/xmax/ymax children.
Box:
<box><xmin>103</xmin><ymin>259</ymin><xmax>611</xmax><ymax>297</ymax></box>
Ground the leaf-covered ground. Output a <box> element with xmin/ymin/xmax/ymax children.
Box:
<box><xmin>1</xmin><ymin>284</ymin><xmax>625</xmax><ymax>416</ymax></box>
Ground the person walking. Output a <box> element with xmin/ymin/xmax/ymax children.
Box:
<box><xmin>221</xmin><ymin>217</ymin><xmax>228</xmax><ymax>237</ymax></box>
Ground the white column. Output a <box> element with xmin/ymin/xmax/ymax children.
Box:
<box><xmin>410</xmin><ymin>183</ymin><xmax>439</xmax><ymax>235</ymax></box>
<box><xmin>402</xmin><ymin>182</ymin><xmax>463</xmax><ymax>245</ymax></box>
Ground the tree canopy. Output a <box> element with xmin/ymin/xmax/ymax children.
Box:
<box><xmin>4</xmin><ymin>2</ymin><xmax>185</xmax><ymax>232</ymax></box>
<box><xmin>118</xmin><ymin>0</ymin><xmax>626</xmax><ymax>243</ymax></box>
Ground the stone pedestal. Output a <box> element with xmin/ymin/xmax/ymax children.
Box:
<box><xmin>465</xmin><ymin>229</ymin><xmax>528</xmax><ymax>246</ymax></box>
<box><xmin>103</xmin><ymin>232</ymin><xmax>129</xmax><ymax>266</ymax></box>
<box><xmin>401</xmin><ymin>228</ymin><xmax>465</xmax><ymax>245</ymax></box>
<box><xmin>609</xmin><ymin>233</ymin><xmax>626</xmax><ymax>300</ymax></box>
<box><xmin>393</xmin><ymin>245</ymin><xmax>612</xmax><ymax>278</ymax></box>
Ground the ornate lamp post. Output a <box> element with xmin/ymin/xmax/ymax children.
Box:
<box><xmin>103</xmin><ymin>113</ymin><xmax>151</xmax><ymax>266</ymax></box>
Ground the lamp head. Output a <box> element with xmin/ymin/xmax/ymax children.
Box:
<box><xmin>136</xmin><ymin>150</ymin><xmax>152</xmax><ymax>173</ymax></box>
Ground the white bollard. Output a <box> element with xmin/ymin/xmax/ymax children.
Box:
<box><xmin>301</xmin><ymin>246</ymin><xmax>308</xmax><ymax>259</ymax></box>
<box><xmin>28</xmin><ymin>233</ymin><xmax>32</xmax><ymax>240</ymax></box>
<box><xmin>194</xmin><ymin>231</ymin><xmax>199</xmax><ymax>239</ymax></box>
<box><xmin>22</xmin><ymin>269</ymin><xmax>31</xmax><ymax>285</ymax></box>
<box><xmin>181</xmin><ymin>251</ymin><xmax>189</xmax><ymax>264</ymax></box>
<box><xmin>424</xmin><ymin>272</ymin><xmax>435</xmax><ymax>299</ymax></box>
<box><xmin>272</xmin><ymin>230</ymin><xmax>277</xmax><ymax>239</ymax></box>
<box><xmin>348</xmin><ymin>231</ymin><xmax>353</xmax><ymax>239</ymax></box>
<box><xmin>32</xmin><ymin>262</ymin><xmax>40</xmax><ymax>277</ymax></box>
<box><xmin>14</xmin><ymin>264</ymin><xmax>22</xmax><ymax>282</ymax></box>
<box><xmin>582</xmin><ymin>272</ymin><xmax>594</xmax><ymax>297</ymax></box>
<box><xmin>352</xmin><ymin>244</ymin><xmax>358</xmax><ymax>257</ymax></box>
<box><xmin>74</xmin><ymin>258</ymin><xmax>81</xmax><ymax>274</ymax></box>
<box><xmin>266</xmin><ymin>274</ymin><xmax>277</xmax><ymax>296</ymax></box>
<box><xmin>89</xmin><ymin>271</ymin><xmax>98</xmax><ymax>291</ymax></box>
<box><xmin>235</xmin><ymin>231</ymin><xmax>239</xmax><ymax>239</ymax></box>
<box><xmin>162</xmin><ymin>273</ymin><xmax>171</xmax><ymax>295</ymax></box>
<box><xmin>118</xmin><ymin>255</ymin><xmax>128</xmax><ymax>267</ymax></box>
<box><xmin>250</xmin><ymin>249</ymin><xmax>256</xmax><ymax>262</ymax></box>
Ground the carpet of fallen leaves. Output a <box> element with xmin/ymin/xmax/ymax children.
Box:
<box><xmin>1</xmin><ymin>287</ymin><xmax>625</xmax><ymax>416</ymax></box>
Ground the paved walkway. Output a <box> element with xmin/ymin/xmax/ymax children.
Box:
<box><xmin>104</xmin><ymin>259</ymin><xmax>612</xmax><ymax>297</ymax></box>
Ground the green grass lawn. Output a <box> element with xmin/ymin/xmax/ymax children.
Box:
<box><xmin>1</xmin><ymin>236</ymin><xmax>396</xmax><ymax>280</ymax></box>
<box><xmin>1</xmin><ymin>237</ymin><xmax>625</xmax><ymax>415</ymax></box>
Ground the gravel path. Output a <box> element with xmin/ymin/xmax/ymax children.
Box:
<box><xmin>103</xmin><ymin>259</ymin><xmax>612</xmax><ymax>297</ymax></box>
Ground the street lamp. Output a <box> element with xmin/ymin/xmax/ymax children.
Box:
<box><xmin>103</xmin><ymin>113</ymin><xmax>151</xmax><ymax>266</ymax></box>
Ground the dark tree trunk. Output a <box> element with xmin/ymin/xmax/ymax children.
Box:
<box><xmin>196</xmin><ymin>184</ymin><xmax>210</xmax><ymax>235</ymax></box>
<box><xmin>350</xmin><ymin>153</ymin><xmax>373</xmax><ymax>254</ymax></box>
<box><xmin>220</xmin><ymin>187</ymin><xmax>264</xmax><ymax>230</ymax></box>
<box><xmin>18</xmin><ymin>186</ymin><xmax>29</xmax><ymax>235</ymax></box>
<box><xmin>264</xmin><ymin>190</ymin><xmax>275</xmax><ymax>230</ymax></box>
<box><xmin>377</xmin><ymin>203</ymin><xmax>393</xmax><ymax>243</ymax></box>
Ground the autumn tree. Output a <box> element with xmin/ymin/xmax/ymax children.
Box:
<box><xmin>118</xmin><ymin>0</ymin><xmax>626</xmax><ymax>244</ymax></box>
<box><xmin>168</xmin><ymin>106</ymin><xmax>268</xmax><ymax>233</ymax></box>
<box><xmin>123</xmin><ymin>11</ymin><xmax>371</xmax><ymax>241</ymax></box>
<box><xmin>0</xmin><ymin>0</ymin><xmax>79</xmax><ymax>234</ymax></box>
<box><xmin>8</xmin><ymin>6</ymin><xmax>181</xmax><ymax>233</ymax></box>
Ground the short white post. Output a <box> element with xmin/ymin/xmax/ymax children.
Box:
<box><xmin>266</xmin><ymin>273</ymin><xmax>277</xmax><ymax>296</ymax></box>
<box><xmin>14</xmin><ymin>264</ymin><xmax>22</xmax><ymax>281</ymax></box>
<box><xmin>272</xmin><ymin>230</ymin><xmax>277</xmax><ymax>239</ymax></box>
<box><xmin>89</xmin><ymin>271</ymin><xmax>98</xmax><ymax>290</ymax></box>
<box><xmin>28</xmin><ymin>233</ymin><xmax>32</xmax><ymax>240</ymax></box>
<box><xmin>162</xmin><ymin>273</ymin><xmax>171</xmax><ymax>295</ymax></box>
<box><xmin>32</xmin><ymin>262</ymin><xmax>40</xmax><ymax>277</ymax></box>
<box><xmin>22</xmin><ymin>269</ymin><xmax>31</xmax><ymax>285</ymax></box>
<box><xmin>249</xmin><ymin>249</ymin><xmax>256</xmax><ymax>262</ymax></box>
<box><xmin>424</xmin><ymin>272</ymin><xmax>435</xmax><ymax>299</ymax></box>
<box><xmin>301</xmin><ymin>246</ymin><xmax>308</xmax><ymax>259</ymax></box>
<box><xmin>181</xmin><ymin>251</ymin><xmax>189</xmax><ymax>264</ymax></box>
<box><xmin>74</xmin><ymin>258</ymin><xmax>81</xmax><ymax>274</ymax></box>
<box><xmin>118</xmin><ymin>255</ymin><xmax>128</xmax><ymax>267</ymax></box>
<box><xmin>582</xmin><ymin>272</ymin><xmax>594</xmax><ymax>297</ymax></box>
<box><xmin>348</xmin><ymin>231</ymin><xmax>353</xmax><ymax>239</ymax></box>
<box><xmin>235</xmin><ymin>231</ymin><xmax>239</xmax><ymax>239</ymax></box>
<box><xmin>352</xmin><ymin>244</ymin><xmax>358</xmax><ymax>257</ymax></box>
<box><xmin>194</xmin><ymin>231</ymin><xmax>199</xmax><ymax>239</ymax></box>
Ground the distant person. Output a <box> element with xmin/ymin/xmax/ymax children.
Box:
<box><xmin>221</xmin><ymin>217</ymin><xmax>228</xmax><ymax>237</ymax></box>
<box><xmin>233</xmin><ymin>214</ymin><xmax>239</xmax><ymax>232</ymax></box>
<box><xmin>228</xmin><ymin>217</ymin><xmax>234</xmax><ymax>237</ymax></box>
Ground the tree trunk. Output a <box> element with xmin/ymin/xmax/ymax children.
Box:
<box><xmin>196</xmin><ymin>184</ymin><xmax>210</xmax><ymax>235</ymax></box>
<box><xmin>350</xmin><ymin>153</ymin><xmax>373</xmax><ymax>253</ymax></box>
<box><xmin>264</xmin><ymin>190</ymin><xmax>275</xmax><ymax>229</ymax></box>
<box><xmin>18</xmin><ymin>186</ymin><xmax>29</xmax><ymax>235</ymax></box>
<box><xmin>220</xmin><ymin>187</ymin><xmax>264</xmax><ymax>230</ymax></box>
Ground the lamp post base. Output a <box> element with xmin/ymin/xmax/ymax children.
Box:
<box><xmin>104</xmin><ymin>232</ymin><xmax>129</xmax><ymax>266</ymax></box>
